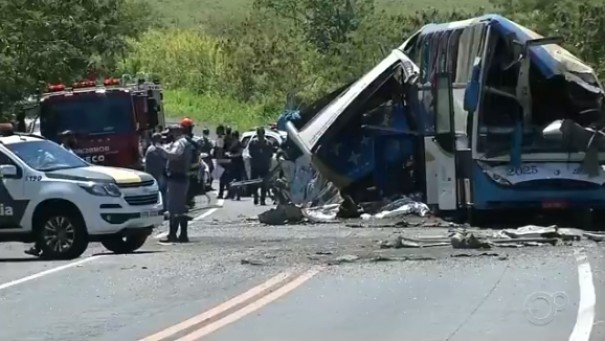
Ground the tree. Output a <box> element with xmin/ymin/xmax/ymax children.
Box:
<box><xmin>0</xmin><ymin>0</ymin><xmax>152</xmax><ymax>113</ymax></box>
<box><xmin>253</xmin><ymin>0</ymin><xmax>375</xmax><ymax>53</ymax></box>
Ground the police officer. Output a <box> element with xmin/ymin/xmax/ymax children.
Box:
<box><xmin>157</xmin><ymin>124</ymin><xmax>193</xmax><ymax>243</ymax></box>
<box><xmin>248</xmin><ymin>127</ymin><xmax>275</xmax><ymax>205</ymax></box>
<box><xmin>144</xmin><ymin>133</ymin><xmax>167</xmax><ymax>212</ymax></box>
<box><xmin>180</xmin><ymin>118</ymin><xmax>203</xmax><ymax>208</ymax></box>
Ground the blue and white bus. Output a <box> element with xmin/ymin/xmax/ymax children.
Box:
<box><xmin>287</xmin><ymin>15</ymin><xmax>605</xmax><ymax>224</ymax></box>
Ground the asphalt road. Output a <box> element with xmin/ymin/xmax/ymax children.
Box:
<box><xmin>0</xmin><ymin>190</ymin><xmax>604</xmax><ymax>341</ymax></box>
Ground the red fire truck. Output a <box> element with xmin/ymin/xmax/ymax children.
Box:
<box><xmin>29</xmin><ymin>74</ymin><xmax>165</xmax><ymax>169</ymax></box>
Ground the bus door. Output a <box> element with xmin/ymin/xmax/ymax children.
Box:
<box><xmin>432</xmin><ymin>72</ymin><xmax>458</xmax><ymax>211</ymax></box>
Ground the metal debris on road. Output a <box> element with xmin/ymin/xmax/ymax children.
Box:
<box><xmin>241</xmin><ymin>258</ymin><xmax>266</xmax><ymax>266</ymax></box>
<box><xmin>328</xmin><ymin>254</ymin><xmax>360</xmax><ymax>265</ymax></box>
<box><xmin>450</xmin><ymin>231</ymin><xmax>492</xmax><ymax>249</ymax></box>
<box><xmin>451</xmin><ymin>252</ymin><xmax>500</xmax><ymax>258</ymax></box>
<box><xmin>497</xmin><ymin>225</ymin><xmax>582</xmax><ymax>241</ymax></box>
<box><xmin>583</xmin><ymin>232</ymin><xmax>605</xmax><ymax>242</ymax></box>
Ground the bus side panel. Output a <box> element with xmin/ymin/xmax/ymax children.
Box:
<box><xmin>472</xmin><ymin>163</ymin><xmax>605</xmax><ymax>210</ymax></box>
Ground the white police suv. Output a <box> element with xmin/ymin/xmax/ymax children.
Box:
<box><xmin>0</xmin><ymin>132</ymin><xmax>163</xmax><ymax>259</ymax></box>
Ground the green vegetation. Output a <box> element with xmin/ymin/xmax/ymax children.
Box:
<box><xmin>146</xmin><ymin>0</ymin><xmax>491</xmax><ymax>31</ymax></box>
<box><xmin>0</xmin><ymin>0</ymin><xmax>151</xmax><ymax>113</ymax></box>
<box><xmin>3</xmin><ymin>0</ymin><xmax>605</xmax><ymax>129</ymax></box>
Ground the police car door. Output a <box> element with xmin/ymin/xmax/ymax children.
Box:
<box><xmin>0</xmin><ymin>150</ymin><xmax>29</xmax><ymax>230</ymax></box>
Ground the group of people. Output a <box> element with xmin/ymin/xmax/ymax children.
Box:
<box><xmin>143</xmin><ymin>118</ymin><xmax>278</xmax><ymax>243</ymax></box>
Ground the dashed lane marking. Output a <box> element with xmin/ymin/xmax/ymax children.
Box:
<box><xmin>154</xmin><ymin>198</ymin><xmax>224</xmax><ymax>240</ymax></box>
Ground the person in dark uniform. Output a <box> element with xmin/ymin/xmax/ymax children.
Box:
<box><xmin>180</xmin><ymin>117</ymin><xmax>202</xmax><ymax>208</ymax></box>
<box><xmin>215</xmin><ymin>125</ymin><xmax>231</xmax><ymax>199</ymax></box>
<box><xmin>199</xmin><ymin>128</ymin><xmax>214</xmax><ymax>189</ymax></box>
<box><xmin>157</xmin><ymin>124</ymin><xmax>193</xmax><ymax>243</ymax></box>
<box><xmin>248</xmin><ymin>127</ymin><xmax>274</xmax><ymax>205</ymax></box>
<box><xmin>59</xmin><ymin>130</ymin><xmax>77</xmax><ymax>153</ymax></box>
<box><xmin>226</xmin><ymin>130</ymin><xmax>244</xmax><ymax>200</ymax></box>
<box><xmin>144</xmin><ymin>133</ymin><xmax>167</xmax><ymax>212</ymax></box>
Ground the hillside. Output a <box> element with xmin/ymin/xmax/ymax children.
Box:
<box><xmin>148</xmin><ymin>0</ymin><xmax>492</xmax><ymax>29</ymax></box>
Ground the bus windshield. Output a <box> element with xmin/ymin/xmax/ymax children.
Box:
<box><xmin>41</xmin><ymin>92</ymin><xmax>135</xmax><ymax>139</ymax></box>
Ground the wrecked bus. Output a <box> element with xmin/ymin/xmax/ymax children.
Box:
<box><xmin>286</xmin><ymin>14</ymin><xmax>605</xmax><ymax>225</ymax></box>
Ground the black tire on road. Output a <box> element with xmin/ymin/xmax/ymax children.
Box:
<box><xmin>101</xmin><ymin>231</ymin><xmax>149</xmax><ymax>254</ymax></box>
<box><xmin>36</xmin><ymin>210</ymin><xmax>89</xmax><ymax>260</ymax></box>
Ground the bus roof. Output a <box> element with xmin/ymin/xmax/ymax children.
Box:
<box><xmin>402</xmin><ymin>14</ymin><xmax>599</xmax><ymax>91</ymax></box>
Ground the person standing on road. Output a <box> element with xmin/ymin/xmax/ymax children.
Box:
<box><xmin>215</xmin><ymin>125</ymin><xmax>232</xmax><ymax>199</ymax></box>
<box><xmin>199</xmin><ymin>128</ymin><xmax>214</xmax><ymax>189</ymax></box>
<box><xmin>157</xmin><ymin>124</ymin><xmax>193</xmax><ymax>243</ymax></box>
<box><xmin>180</xmin><ymin>118</ymin><xmax>202</xmax><ymax>209</ymax></box>
<box><xmin>226</xmin><ymin>130</ymin><xmax>244</xmax><ymax>200</ymax></box>
<box><xmin>248</xmin><ymin>127</ymin><xmax>274</xmax><ymax>205</ymax></box>
<box><xmin>144</xmin><ymin>133</ymin><xmax>167</xmax><ymax>212</ymax></box>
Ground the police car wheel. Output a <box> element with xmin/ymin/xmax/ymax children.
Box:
<box><xmin>37</xmin><ymin>212</ymin><xmax>88</xmax><ymax>260</ymax></box>
<box><xmin>101</xmin><ymin>230</ymin><xmax>149</xmax><ymax>254</ymax></box>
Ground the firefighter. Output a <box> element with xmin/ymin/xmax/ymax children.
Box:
<box><xmin>157</xmin><ymin>124</ymin><xmax>193</xmax><ymax>243</ymax></box>
<box><xmin>180</xmin><ymin>117</ymin><xmax>202</xmax><ymax>208</ymax></box>
<box><xmin>144</xmin><ymin>133</ymin><xmax>167</xmax><ymax>212</ymax></box>
<box><xmin>248</xmin><ymin>127</ymin><xmax>274</xmax><ymax>205</ymax></box>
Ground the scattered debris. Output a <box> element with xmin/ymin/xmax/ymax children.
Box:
<box><xmin>450</xmin><ymin>231</ymin><xmax>491</xmax><ymax>249</ymax></box>
<box><xmin>328</xmin><ymin>254</ymin><xmax>360</xmax><ymax>265</ymax></box>
<box><xmin>241</xmin><ymin>258</ymin><xmax>266</xmax><ymax>266</ymax></box>
<box><xmin>451</xmin><ymin>252</ymin><xmax>500</xmax><ymax>258</ymax></box>
<box><xmin>498</xmin><ymin>225</ymin><xmax>581</xmax><ymax>241</ymax></box>
<box><xmin>378</xmin><ymin>235</ymin><xmax>450</xmax><ymax>249</ymax></box>
<box><xmin>316</xmin><ymin>251</ymin><xmax>334</xmax><ymax>255</ymax></box>
<box><xmin>361</xmin><ymin>195</ymin><xmax>430</xmax><ymax>220</ymax></box>
<box><xmin>584</xmin><ymin>232</ymin><xmax>605</xmax><ymax>242</ymax></box>
<box><xmin>258</xmin><ymin>204</ymin><xmax>305</xmax><ymax>225</ymax></box>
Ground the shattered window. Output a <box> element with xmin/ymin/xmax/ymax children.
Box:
<box><xmin>447</xmin><ymin>29</ymin><xmax>462</xmax><ymax>77</ymax></box>
<box><xmin>455</xmin><ymin>24</ymin><xmax>487</xmax><ymax>83</ymax></box>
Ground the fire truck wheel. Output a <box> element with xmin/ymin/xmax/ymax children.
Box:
<box><xmin>35</xmin><ymin>207</ymin><xmax>89</xmax><ymax>260</ymax></box>
<box><xmin>101</xmin><ymin>230</ymin><xmax>149</xmax><ymax>254</ymax></box>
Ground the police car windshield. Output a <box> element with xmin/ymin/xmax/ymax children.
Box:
<box><xmin>41</xmin><ymin>92</ymin><xmax>135</xmax><ymax>139</ymax></box>
<box><xmin>6</xmin><ymin>140</ymin><xmax>88</xmax><ymax>171</ymax></box>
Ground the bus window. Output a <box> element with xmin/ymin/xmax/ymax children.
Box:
<box><xmin>447</xmin><ymin>29</ymin><xmax>463</xmax><ymax>76</ymax></box>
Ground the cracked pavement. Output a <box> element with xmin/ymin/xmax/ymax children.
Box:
<box><xmin>0</xmin><ymin>191</ymin><xmax>604</xmax><ymax>341</ymax></box>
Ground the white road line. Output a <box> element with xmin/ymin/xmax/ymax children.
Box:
<box><xmin>569</xmin><ymin>250</ymin><xmax>596</xmax><ymax>341</ymax></box>
<box><xmin>154</xmin><ymin>198</ymin><xmax>225</xmax><ymax>239</ymax></box>
<box><xmin>193</xmin><ymin>198</ymin><xmax>224</xmax><ymax>221</ymax></box>
<box><xmin>0</xmin><ymin>256</ymin><xmax>102</xmax><ymax>292</ymax></box>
